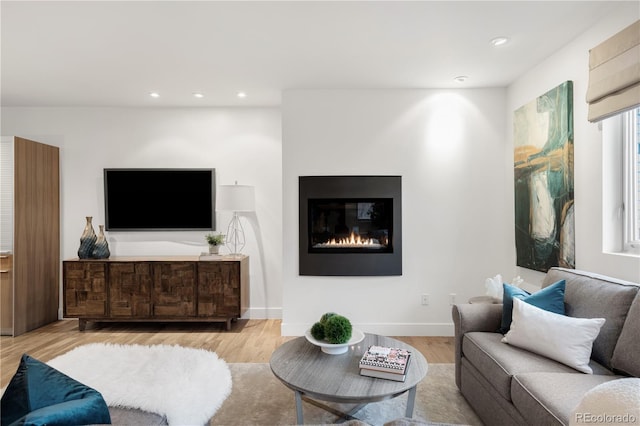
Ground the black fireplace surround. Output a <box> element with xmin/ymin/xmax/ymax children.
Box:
<box><xmin>299</xmin><ymin>176</ymin><xmax>402</xmax><ymax>276</ymax></box>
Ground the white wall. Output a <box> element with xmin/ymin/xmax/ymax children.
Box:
<box><xmin>4</xmin><ymin>4</ymin><xmax>637</xmax><ymax>336</ymax></box>
<box><xmin>507</xmin><ymin>5</ymin><xmax>640</xmax><ymax>286</ymax></box>
<box><xmin>282</xmin><ymin>89</ymin><xmax>512</xmax><ymax>336</ymax></box>
<box><xmin>1</xmin><ymin>107</ymin><xmax>283</xmax><ymax>319</ymax></box>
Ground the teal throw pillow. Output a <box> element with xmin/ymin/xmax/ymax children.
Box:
<box><xmin>499</xmin><ymin>279</ymin><xmax>566</xmax><ymax>334</ymax></box>
<box><xmin>1</xmin><ymin>354</ymin><xmax>111</xmax><ymax>426</ymax></box>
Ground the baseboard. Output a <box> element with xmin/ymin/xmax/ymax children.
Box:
<box><xmin>246</xmin><ymin>307</ymin><xmax>282</xmax><ymax>319</ymax></box>
<box><xmin>280</xmin><ymin>322</ymin><xmax>454</xmax><ymax>337</ymax></box>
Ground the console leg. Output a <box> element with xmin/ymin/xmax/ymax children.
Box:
<box><xmin>78</xmin><ymin>319</ymin><xmax>87</xmax><ymax>331</ymax></box>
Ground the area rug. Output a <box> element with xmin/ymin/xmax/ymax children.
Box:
<box><xmin>212</xmin><ymin>363</ymin><xmax>482</xmax><ymax>426</ymax></box>
<box><xmin>47</xmin><ymin>343</ymin><xmax>231</xmax><ymax>425</ymax></box>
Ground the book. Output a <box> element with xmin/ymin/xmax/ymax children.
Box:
<box><xmin>199</xmin><ymin>253</ymin><xmax>224</xmax><ymax>260</ymax></box>
<box><xmin>358</xmin><ymin>345</ymin><xmax>411</xmax><ymax>374</ymax></box>
<box><xmin>360</xmin><ymin>367</ymin><xmax>407</xmax><ymax>382</ymax></box>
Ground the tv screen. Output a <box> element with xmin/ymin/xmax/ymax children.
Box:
<box><xmin>104</xmin><ymin>168</ymin><xmax>215</xmax><ymax>231</ymax></box>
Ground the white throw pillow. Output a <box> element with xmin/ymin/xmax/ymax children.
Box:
<box><xmin>502</xmin><ymin>298</ymin><xmax>605</xmax><ymax>374</ymax></box>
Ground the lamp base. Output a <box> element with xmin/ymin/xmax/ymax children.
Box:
<box><xmin>225</xmin><ymin>212</ymin><xmax>246</xmax><ymax>254</ymax></box>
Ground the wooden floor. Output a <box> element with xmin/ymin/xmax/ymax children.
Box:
<box><xmin>0</xmin><ymin>319</ymin><xmax>454</xmax><ymax>388</ymax></box>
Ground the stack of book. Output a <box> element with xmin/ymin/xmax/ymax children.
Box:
<box><xmin>358</xmin><ymin>345</ymin><xmax>412</xmax><ymax>382</ymax></box>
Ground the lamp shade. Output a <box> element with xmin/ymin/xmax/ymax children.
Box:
<box><xmin>217</xmin><ymin>184</ymin><xmax>255</xmax><ymax>212</ymax></box>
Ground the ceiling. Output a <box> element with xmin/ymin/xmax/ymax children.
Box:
<box><xmin>1</xmin><ymin>1</ymin><xmax>635</xmax><ymax>107</ymax></box>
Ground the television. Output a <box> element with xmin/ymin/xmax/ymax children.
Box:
<box><xmin>104</xmin><ymin>168</ymin><xmax>215</xmax><ymax>231</ymax></box>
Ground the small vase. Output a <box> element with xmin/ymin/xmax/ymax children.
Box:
<box><xmin>92</xmin><ymin>225</ymin><xmax>110</xmax><ymax>259</ymax></box>
<box><xmin>208</xmin><ymin>245</ymin><xmax>220</xmax><ymax>255</ymax></box>
<box><xmin>78</xmin><ymin>216</ymin><xmax>97</xmax><ymax>259</ymax></box>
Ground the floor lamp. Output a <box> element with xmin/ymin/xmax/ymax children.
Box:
<box><xmin>217</xmin><ymin>182</ymin><xmax>255</xmax><ymax>255</ymax></box>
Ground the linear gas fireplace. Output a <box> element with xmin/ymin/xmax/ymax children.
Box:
<box><xmin>308</xmin><ymin>199</ymin><xmax>393</xmax><ymax>253</ymax></box>
<box><xmin>299</xmin><ymin>176</ymin><xmax>402</xmax><ymax>276</ymax></box>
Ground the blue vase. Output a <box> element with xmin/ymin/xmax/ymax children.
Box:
<box><xmin>77</xmin><ymin>217</ymin><xmax>97</xmax><ymax>259</ymax></box>
<box><xmin>92</xmin><ymin>225</ymin><xmax>110</xmax><ymax>259</ymax></box>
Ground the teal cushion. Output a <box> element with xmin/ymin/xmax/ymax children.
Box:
<box><xmin>499</xmin><ymin>280</ymin><xmax>566</xmax><ymax>334</ymax></box>
<box><xmin>1</xmin><ymin>354</ymin><xmax>111</xmax><ymax>426</ymax></box>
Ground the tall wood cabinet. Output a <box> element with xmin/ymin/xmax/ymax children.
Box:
<box><xmin>63</xmin><ymin>256</ymin><xmax>249</xmax><ymax>331</ymax></box>
<box><xmin>0</xmin><ymin>254</ymin><xmax>13</xmax><ymax>334</ymax></box>
<box><xmin>0</xmin><ymin>137</ymin><xmax>60</xmax><ymax>336</ymax></box>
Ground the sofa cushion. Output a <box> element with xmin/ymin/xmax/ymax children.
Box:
<box><xmin>499</xmin><ymin>280</ymin><xmax>566</xmax><ymax>334</ymax></box>
<box><xmin>462</xmin><ymin>332</ymin><xmax>612</xmax><ymax>402</ymax></box>
<box><xmin>511</xmin><ymin>373</ymin><xmax>624</xmax><ymax>426</ymax></box>
<box><xmin>0</xmin><ymin>354</ymin><xmax>111</xmax><ymax>426</ymax></box>
<box><xmin>460</xmin><ymin>359</ymin><xmax>527</xmax><ymax>425</ymax></box>
<box><xmin>543</xmin><ymin>268</ymin><xmax>639</xmax><ymax>369</ymax></box>
<box><xmin>611</xmin><ymin>292</ymin><xmax>640</xmax><ymax>377</ymax></box>
<box><xmin>502</xmin><ymin>298</ymin><xmax>605</xmax><ymax>374</ymax></box>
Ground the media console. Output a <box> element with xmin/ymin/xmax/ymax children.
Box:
<box><xmin>63</xmin><ymin>255</ymin><xmax>249</xmax><ymax>331</ymax></box>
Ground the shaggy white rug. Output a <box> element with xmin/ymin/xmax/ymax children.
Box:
<box><xmin>47</xmin><ymin>343</ymin><xmax>232</xmax><ymax>426</ymax></box>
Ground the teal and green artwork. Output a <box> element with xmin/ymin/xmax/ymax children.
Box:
<box><xmin>514</xmin><ymin>81</ymin><xmax>574</xmax><ymax>272</ymax></box>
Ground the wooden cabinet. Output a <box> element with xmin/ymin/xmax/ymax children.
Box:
<box><xmin>63</xmin><ymin>256</ymin><xmax>249</xmax><ymax>331</ymax></box>
<box><xmin>197</xmin><ymin>260</ymin><xmax>249</xmax><ymax>318</ymax></box>
<box><xmin>152</xmin><ymin>262</ymin><xmax>197</xmax><ymax>317</ymax></box>
<box><xmin>64</xmin><ymin>261</ymin><xmax>108</xmax><ymax>317</ymax></box>
<box><xmin>0</xmin><ymin>254</ymin><xmax>13</xmax><ymax>334</ymax></box>
<box><xmin>108</xmin><ymin>262</ymin><xmax>153</xmax><ymax>318</ymax></box>
<box><xmin>1</xmin><ymin>137</ymin><xmax>60</xmax><ymax>336</ymax></box>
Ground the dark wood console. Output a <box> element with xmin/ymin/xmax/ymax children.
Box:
<box><xmin>63</xmin><ymin>255</ymin><xmax>249</xmax><ymax>331</ymax></box>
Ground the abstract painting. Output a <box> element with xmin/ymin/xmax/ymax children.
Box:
<box><xmin>514</xmin><ymin>81</ymin><xmax>574</xmax><ymax>272</ymax></box>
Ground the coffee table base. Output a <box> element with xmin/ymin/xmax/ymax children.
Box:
<box><xmin>292</xmin><ymin>385</ymin><xmax>418</xmax><ymax>424</ymax></box>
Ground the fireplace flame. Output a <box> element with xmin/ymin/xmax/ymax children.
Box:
<box><xmin>315</xmin><ymin>232</ymin><xmax>384</xmax><ymax>249</ymax></box>
<box><xmin>330</xmin><ymin>232</ymin><xmax>373</xmax><ymax>246</ymax></box>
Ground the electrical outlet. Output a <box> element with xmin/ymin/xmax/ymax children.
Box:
<box><xmin>421</xmin><ymin>294</ymin><xmax>429</xmax><ymax>305</ymax></box>
<box><xmin>449</xmin><ymin>293</ymin><xmax>457</xmax><ymax>305</ymax></box>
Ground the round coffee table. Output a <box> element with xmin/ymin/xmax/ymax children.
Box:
<box><xmin>270</xmin><ymin>333</ymin><xmax>428</xmax><ymax>424</ymax></box>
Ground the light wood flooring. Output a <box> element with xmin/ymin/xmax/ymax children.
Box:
<box><xmin>0</xmin><ymin>319</ymin><xmax>454</xmax><ymax>388</ymax></box>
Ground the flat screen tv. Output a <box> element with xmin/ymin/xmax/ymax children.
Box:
<box><xmin>104</xmin><ymin>168</ymin><xmax>215</xmax><ymax>231</ymax></box>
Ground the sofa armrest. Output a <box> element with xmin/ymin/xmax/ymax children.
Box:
<box><xmin>451</xmin><ymin>303</ymin><xmax>503</xmax><ymax>389</ymax></box>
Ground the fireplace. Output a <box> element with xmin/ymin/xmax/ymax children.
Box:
<box><xmin>299</xmin><ymin>176</ymin><xmax>402</xmax><ymax>276</ymax></box>
<box><xmin>308</xmin><ymin>198</ymin><xmax>393</xmax><ymax>253</ymax></box>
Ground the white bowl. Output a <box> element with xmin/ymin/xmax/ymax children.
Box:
<box><xmin>304</xmin><ymin>328</ymin><xmax>365</xmax><ymax>355</ymax></box>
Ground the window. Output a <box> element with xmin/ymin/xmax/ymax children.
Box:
<box><xmin>622</xmin><ymin>107</ymin><xmax>640</xmax><ymax>250</ymax></box>
<box><xmin>602</xmin><ymin>107</ymin><xmax>640</xmax><ymax>255</ymax></box>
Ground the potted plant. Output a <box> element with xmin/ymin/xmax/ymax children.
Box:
<box><xmin>205</xmin><ymin>233</ymin><xmax>225</xmax><ymax>254</ymax></box>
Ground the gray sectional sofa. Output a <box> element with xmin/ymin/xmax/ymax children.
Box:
<box><xmin>452</xmin><ymin>267</ymin><xmax>640</xmax><ymax>425</ymax></box>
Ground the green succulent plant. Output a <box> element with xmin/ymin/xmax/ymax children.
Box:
<box><xmin>205</xmin><ymin>233</ymin><xmax>225</xmax><ymax>246</ymax></box>
<box><xmin>323</xmin><ymin>315</ymin><xmax>352</xmax><ymax>344</ymax></box>
<box><xmin>310</xmin><ymin>321</ymin><xmax>325</xmax><ymax>340</ymax></box>
<box><xmin>310</xmin><ymin>312</ymin><xmax>353</xmax><ymax>344</ymax></box>
<box><xmin>319</xmin><ymin>312</ymin><xmax>337</xmax><ymax>325</ymax></box>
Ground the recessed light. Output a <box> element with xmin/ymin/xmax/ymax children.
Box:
<box><xmin>237</xmin><ymin>92</ymin><xmax>247</xmax><ymax>98</ymax></box>
<box><xmin>193</xmin><ymin>93</ymin><xmax>204</xmax><ymax>98</ymax></box>
<box><xmin>149</xmin><ymin>92</ymin><xmax>160</xmax><ymax>98</ymax></box>
<box><xmin>490</xmin><ymin>37</ymin><xmax>509</xmax><ymax>47</ymax></box>
<box><xmin>454</xmin><ymin>76</ymin><xmax>468</xmax><ymax>83</ymax></box>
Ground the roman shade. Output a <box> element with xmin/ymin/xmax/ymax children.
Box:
<box><xmin>586</xmin><ymin>20</ymin><xmax>640</xmax><ymax>122</ymax></box>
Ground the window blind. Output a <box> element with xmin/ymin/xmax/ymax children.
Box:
<box><xmin>586</xmin><ymin>20</ymin><xmax>640</xmax><ymax>122</ymax></box>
